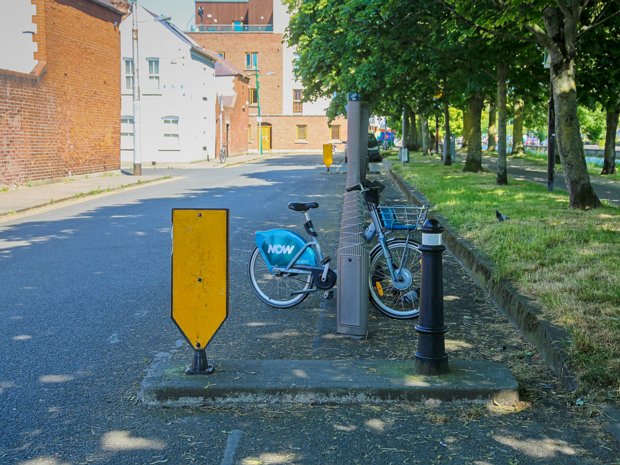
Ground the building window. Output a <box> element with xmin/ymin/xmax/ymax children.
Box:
<box><xmin>296</xmin><ymin>125</ymin><xmax>308</xmax><ymax>141</ymax></box>
<box><xmin>248</xmin><ymin>124</ymin><xmax>253</xmax><ymax>143</ymax></box>
<box><xmin>147</xmin><ymin>58</ymin><xmax>160</xmax><ymax>89</ymax></box>
<box><xmin>121</xmin><ymin>116</ymin><xmax>134</xmax><ymax>149</ymax></box>
<box><xmin>124</xmin><ymin>59</ymin><xmax>134</xmax><ymax>90</ymax></box>
<box><xmin>293</xmin><ymin>89</ymin><xmax>303</xmax><ymax>114</ymax></box>
<box><xmin>330</xmin><ymin>124</ymin><xmax>341</xmax><ymax>141</ymax></box>
<box><xmin>245</xmin><ymin>52</ymin><xmax>258</xmax><ymax>70</ymax></box>
<box><xmin>249</xmin><ymin>88</ymin><xmax>258</xmax><ymax>105</ymax></box>
<box><xmin>163</xmin><ymin>116</ymin><xmax>179</xmax><ymax>148</ymax></box>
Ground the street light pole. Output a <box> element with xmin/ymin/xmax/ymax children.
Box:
<box><xmin>255</xmin><ymin>70</ymin><xmax>262</xmax><ymax>155</ymax></box>
<box><xmin>131</xmin><ymin>0</ymin><xmax>142</xmax><ymax>175</ymax></box>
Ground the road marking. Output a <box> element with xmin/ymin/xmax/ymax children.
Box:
<box><xmin>220</xmin><ymin>429</ymin><xmax>243</xmax><ymax>465</ymax></box>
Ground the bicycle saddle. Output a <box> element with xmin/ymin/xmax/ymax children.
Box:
<box><xmin>288</xmin><ymin>202</ymin><xmax>319</xmax><ymax>212</ymax></box>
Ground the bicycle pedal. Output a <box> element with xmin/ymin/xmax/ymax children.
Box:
<box><xmin>323</xmin><ymin>290</ymin><xmax>334</xmax><ymax>300</ymax></box>
<box><xmin>321</xmin><ymin>256</ymin><xmax>331</xmax><ymax>265</ymax></box>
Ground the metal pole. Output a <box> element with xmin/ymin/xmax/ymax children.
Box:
<box><xmin>547</xmin><ymin>77</ymin><xmax>555</xmax><ymax>191</ymax></box>
<box><xmin>219</xmin><ymin>94</ymin><xmax>223</xmax><ymax>159</ymax></box>
<box><xmin>435</xmin><ymin>115</ymin><xmax>439</xmax><ymax>154</ymax></box>
<box><xmin>131</xmin><ymin>0</ymin><xmax>142</xmax><ymax>176</ymax></box>
<box><xmin>415</xmin><ymin>219</ymin><xmax>449</xmax><ymax>375</ymax></box>
<box><xmin>256</xmin><ymin>71</ymin><xmax>262</xmax><ymax>155</ymax></box>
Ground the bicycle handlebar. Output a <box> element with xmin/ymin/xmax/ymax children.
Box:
<box><xmin>345</xmin><ymin>180</ymin><xmax>385</xmax><ymax>193</ymax></box>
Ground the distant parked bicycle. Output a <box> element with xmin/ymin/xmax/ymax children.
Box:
<box><xmin>248</xmin><ymin>179</ymin><xmax>428</xmax><ymax>318</ymax></box>
<box><xmin>219</xmin><ymin>145</ymin><xmax>228</xmax><ymax>164</ymax></box>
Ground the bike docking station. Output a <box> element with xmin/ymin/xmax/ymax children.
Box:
<box><xmin>337</xmin><ymin>92</ymin><xmax>369</xmax><ymax>337</ymax></box>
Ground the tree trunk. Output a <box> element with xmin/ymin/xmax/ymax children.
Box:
<box><xmin>409</xmin><ymin>112</ymin><xmax>420</xmax><ymax>151</ymax></box>
<box><xmin>497</xmin><ymin>63</ymin><xmax>508</xmax><ymax>184</ymax></box>
<box><xmin>443</xmin><ymin>100</ymin><xmax>452</xmax><ymax>165</ymax></box>
<box><xmin>512</xmin><ymin>97</ymin><xmax>525</xmax><ymax>155</ymax></box>
<box><xmin>463</xmin><ymin>93</ymin><xmax>483</xmax><ymax>172</ymax></box>
<box><xmin>544</xmin><ymin>6</ymin><xmax>601</xmax><ymax>209</ymax></box>
<box><xmin>462</xmin><ymin>105</ymin><xmax>470</xmax><ymax>150</ymax></box>
<box><xmin>421</xmin><ymin>114</ymin><xmax>431</xmax><ymax>156</ymax></box>
<box><xmin>488</xmin><ymin>98</ymin><xmax>497</xmax><ymax>151</ymax></box>
<box><xmin>601</xmin><ymin>106</ymin><xmax>618</xmax><ymax>175</ymax></box>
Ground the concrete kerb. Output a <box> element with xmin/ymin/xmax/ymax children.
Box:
<box><xmin>388</xmin><ymin>167</ymin><xmax>577</xmax><ymax>391</ymax></box>
<box><xmin>139</xmin><ymin>358</ymin><xmax>519</xmax><ymax>407</ymax></box>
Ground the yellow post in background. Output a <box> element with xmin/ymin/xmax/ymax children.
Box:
<box><xmin>323</xmin><ymin>144</ymin><xmax>333</xmax><ymax>171</ymax></box>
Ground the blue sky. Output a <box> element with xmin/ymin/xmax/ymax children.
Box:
<box><xmin>139</xmin><ymin>0</ymin><xmax>195</xmax><ymax>31</ymax></box>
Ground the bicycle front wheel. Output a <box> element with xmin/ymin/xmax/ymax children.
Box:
<box><xmin>248</xmin><ymin>247</ymin><xmax>313</xmax><ymax>308</ymax></box>
<box><xmin>369</xmin><ymin>239</ymin><xmax>422</xmax><ymax>319</ymax></box>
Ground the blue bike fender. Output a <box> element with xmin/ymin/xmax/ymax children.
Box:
<box><xmin>255</xmin><ymin>229</ymin><xmax>318</xmax><ymax>271</ymax></box>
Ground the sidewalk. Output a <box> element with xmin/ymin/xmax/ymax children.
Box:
<box><xmin>0</xmin><ymin>153</ymin><xmax>267</xmax><ymax>218</ymax></box>
<box><xmin>481</xmin><ymin>153</ymin><xmax>620</xmax><ymax>206</ymax></box>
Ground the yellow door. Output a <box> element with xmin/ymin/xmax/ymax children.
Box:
<box><xmin>261</xmin><ymin>125</ymin><xmax>272</xmax><ymax>150</ymax></box>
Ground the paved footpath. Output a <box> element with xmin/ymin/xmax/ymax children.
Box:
<box><xmin>0</xmin><ymin>154</ymin><xmax>265</xmax><ymax>218</ymax></box>
<box><xmin>480</xmin><ymin>154</ymin><xmax>619</xmax><ymax>206</ymax></box>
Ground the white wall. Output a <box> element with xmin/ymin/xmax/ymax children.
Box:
<box><xmin>273</xmin><ymin>0</ymin><xmax>289</xmax><ymax>34</ymax></box>
<box><xmin>120</xmin><ymin>7</ymin><xmax>217</xmax><ymax>164</ymax></box>
<box><xmin>0</xmin><ymin>0</ymin><xmax>38</xmax><ymax>73</ymax></box>
<box><xmin>281</xmin><ymin>42</ymin><xmax>330</xmax><ymax>116</ymax></box>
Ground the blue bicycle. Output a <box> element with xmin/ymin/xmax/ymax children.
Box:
<box><xmin>248</xmin><ymin>180</ymin><xmax>428</xmax><ymax>318</ymax></box>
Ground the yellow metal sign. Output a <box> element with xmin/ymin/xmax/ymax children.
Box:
<box><xmin>323</xmin><ymin>144</ymin><xmax>333</xmax><ymax>169</ymax></box>
<box><xmin>171</xmin><ymin>209</ymin><xmax>228</xmax><ymax>350</ymax></box>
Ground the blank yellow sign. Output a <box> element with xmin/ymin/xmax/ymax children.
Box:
<box><xmin>323</xmin><ymin>144</ymin><xmax>333</xmax><ymax>168</ymax></box>
<box><xmin>171</xmin><ymin>209</ymin><xmax>228</xmax><ymax>349</ymax></box>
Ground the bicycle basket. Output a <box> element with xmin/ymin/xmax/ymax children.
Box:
<box><xmin>378</xmin><ymin>205</ymin><xmax>428</xmax><ymax>231</ymax></box>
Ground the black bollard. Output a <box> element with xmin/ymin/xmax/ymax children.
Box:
<box><xmin>415</xmin><ymin>219</ymin><xmax>449</xmax><ymax>375</ymax></box>
<box><xmin>186</xmin><ymin>348</ymin><xmax>215</xmax><ymax>375</ymax></box>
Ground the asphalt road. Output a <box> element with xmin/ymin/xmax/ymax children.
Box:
<box><xmin>1</xmin><ymin>154</ymin><xmax>618</xmax><ymax>465</ymax></box>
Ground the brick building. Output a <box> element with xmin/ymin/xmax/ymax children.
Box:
<box><xmin>0</xmin><ymin>0</ymin><xmax>124</xmax><ymax>187</ymax></box>
<box><xmin>189</xmin><ymin>0</ymin><xmax>347</xmax><ymax>153</ymax></box>
<box><xmin>213</xmin><ymin>56</ymin><xmax>250</xmax><ymax>156</ymax></box>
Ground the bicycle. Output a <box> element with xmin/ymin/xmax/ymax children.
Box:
<box><xmin>354</xmin><ymin>180</ymin><xmax>428</xmax><ymax>318</ymax></box>
<box><xmin>219</xmin><ymin>145</ymin><xmax>228</xmax><ymax>164</ymax></box>
<box><xmin>248</xmin><ymin>179</ymin><xmax>428</xmax><ymax>318</ymax></box>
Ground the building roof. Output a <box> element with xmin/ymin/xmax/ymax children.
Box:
<box><xmin>141</xmin><ymin>7</ymin><xmax>218</xmax><ymax>64</ymax></box>
<box><xmin>88</xmin><ymin>0</ymin><xmax>126</xmax><ymax>14</ymax></box>
<box><xmin>205</xmin><ymin>51</ymin><xmax>247</xmax><ymax>79</ymax></box>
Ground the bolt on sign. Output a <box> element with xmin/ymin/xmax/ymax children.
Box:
<box><xmin>171</xmin><ymin>209</ymin><xmax>229</xmax><ymax>350</ymax></box>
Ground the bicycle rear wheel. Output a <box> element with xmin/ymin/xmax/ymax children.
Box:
<box><xmin>369</xmin><ymin>238</ymin><xmax>421</xmax><ymax>319</ymax></box>
<box><xmin>248</xmin><ymin>247</ymin><xmax>313</xmax><ymax>308</ymax></box>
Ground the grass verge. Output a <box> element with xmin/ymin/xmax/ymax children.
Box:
<box><xmin>391</xmin><ymin>152</ymin><xmax>619</xmax><ymax>402</ymax></box>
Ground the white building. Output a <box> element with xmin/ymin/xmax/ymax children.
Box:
<box><xmin>120</xmin><ymin>6</ymin><xmax>218</xmax><ymax>164</ymax></box>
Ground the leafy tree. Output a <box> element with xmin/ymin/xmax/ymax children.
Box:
<box><xmin>445</xmin><ymin>0</ymin><xmax>603</xmax><ymax>208</ymax></box>
<box><xmin>578</xmin><ymin>1</ymin><xmax>620</xmax><ymax>174</ymax></box>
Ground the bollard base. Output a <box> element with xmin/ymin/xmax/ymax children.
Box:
<box><xmin>186</xmin><ymin>349</ymin><xmax>215</xmax><ymax>375</ymax></box>
<box><xmin>415</xmin><ymin>353</ymin><xmax>449</xmax><ymax>375</ymax></box>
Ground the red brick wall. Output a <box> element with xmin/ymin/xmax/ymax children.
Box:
<box><xmin>190</xmin><ymin>31</ymin><xmax>347</xmax><ymax>152</ymax></box>
<box><xmin>0</xmin><ymin>0</ymin><xmax>122</xmax><ymax>187</ymax></box>
<box><xmin>215</xmin><ymin>75</ymin><xmax>250</xmax><ymax>157</ymax></box>
<box><xmin>262</xmin><ymin>115</ymin><xmax>348</xmax><ymax>152</ymax></box>
<box><xmin>190</xmin><ymin>32</ymin><xmax>283</xmax><ymax>115</ymax></box>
